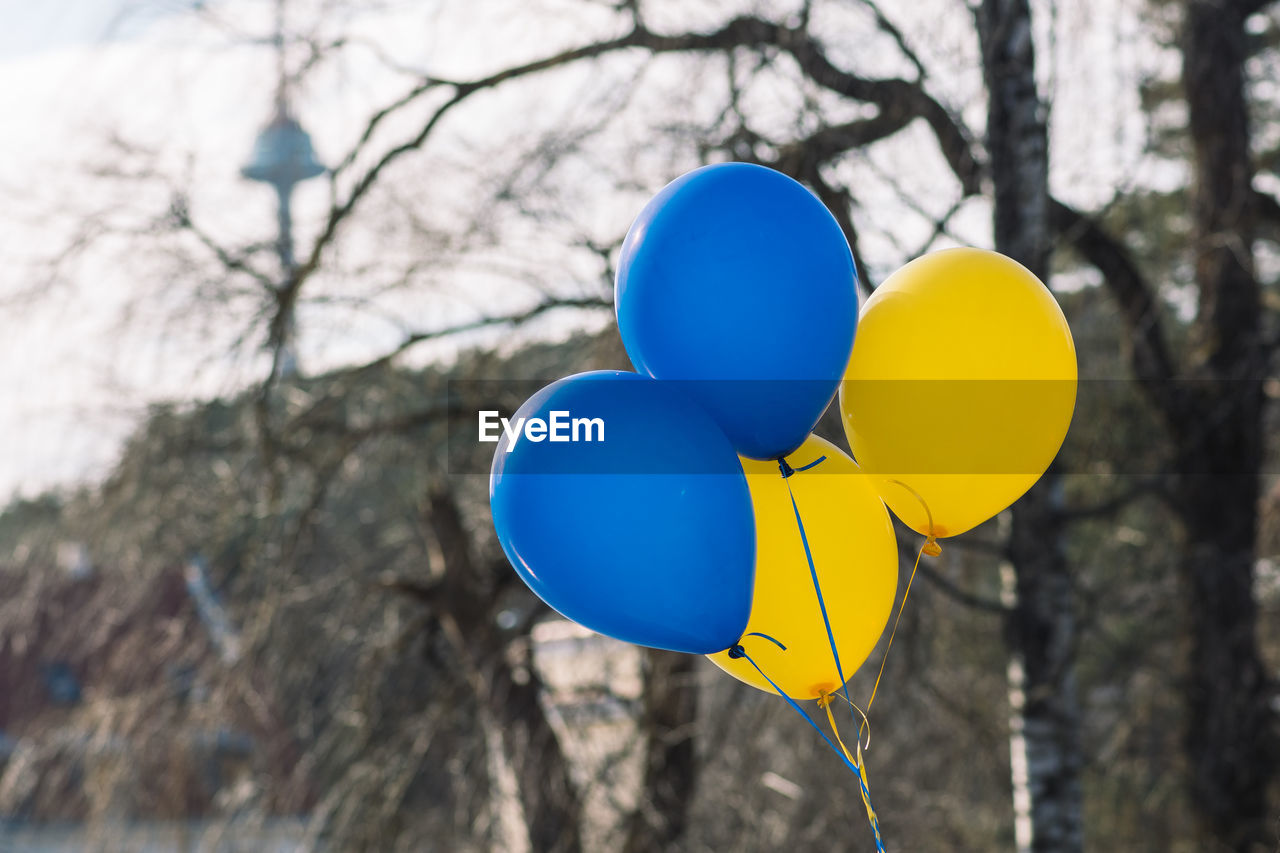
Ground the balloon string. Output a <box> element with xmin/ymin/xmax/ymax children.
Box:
<box><xmin>744</xmin><ymin>631</ymin><xmax>787</xmax><ymax>651</ymax></box>
<box><xmin>777</xmin><ymin>457</ymin><xmax>884</xmax><ymax>850</ymax></box>
<box><xmin>823</xmin><ymin>688</ymin><xmax>873</xmax><ymax>751</ymax></box>
<box><xmin>819</xmin><ymin>692</ymin><xmax>876</xmax><ymax>830</ymax></box>
<box><xmin>860</xmin><ymin>481</ymin><xmax>938</xmax><ymax>741</ymax></box>
<box><xmin>862</xmin><ymin>537</ymin><xmax>928</xmax><ymax>745</ymax></box>
<box><xmin>778</xmin><ymin>455</ymin><xmax>827</xmax><ymax>478</ymax></box>
<box><xmin>794</xmin><ymin>455</ymin><xmax>827</xmax><ymax>473</ymax></box>
<box><xmin>730</xmin><ymin>643</ymin><xmax>885</xmax><ymax>852</ymax></box>
<box><xmin>887</xmin><ymin>479</ymin><xmax>943</xmax><ymax>557</ymax></box>
<box><xmin>777</xmin><ymin>460</ymin><xmax>857</xmax><ymax>727</ymax></box>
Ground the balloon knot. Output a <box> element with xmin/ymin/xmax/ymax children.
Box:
<box><xmin>727</xmin><ymin>644</ymin><xmax>746</xmax><ymax>660</ymax></box>
<box><xmin>816</xmin><ymin>692</ymin><xmax>834</xmax><ymax>710</ymax></box>
<box><xmin>778</xmin><ymin>458</ymin><xmax>796</xmax><ymax>479</ymax></box>
<box><xmin>922</xmin><ymin>538</ymin><xmax>942</xmax><ymax>558</ymax></box>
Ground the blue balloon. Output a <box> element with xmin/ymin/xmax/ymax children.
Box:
<box><xmin>489</xmin><ymin>371</ymin><xmax>755</xmax><ymax>654</ymax></box>
<box><xmin>615</xmin><ymin>162</ymin><xmax>858</xmax><ymax>460</ymax></box>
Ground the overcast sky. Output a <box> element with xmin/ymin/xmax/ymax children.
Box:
<box><xmin>0</xmin><ymin>0</ymin><xmax>168</xmax><ymax>58</ymax></box>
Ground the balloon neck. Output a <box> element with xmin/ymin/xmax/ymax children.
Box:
<box><xmin>777</xmin><ymin>456</ymin><xmax>826</xmax><ymax>479</ymax></box>
<box><xmin>727</xmin><ymin>644</ymin><xmax>746</xmax><ymax>660</ymax></box>
<box><xmin>922</xmin><ymin>536</ymin><xmax>942</xmax><ymax>558</ymax></box>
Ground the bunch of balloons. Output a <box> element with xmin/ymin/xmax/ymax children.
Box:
<box><xmin>489</xmin><ymin>163</ymin><xmax>1076</xmax><ymax>849</ymax></box>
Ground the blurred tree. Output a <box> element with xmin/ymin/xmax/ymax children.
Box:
<box><xmin>978</xmin><ymin>1</ymin><xmax>1084</xmax><ymax>851</ymax></box>
<box><xmin>1164</xmin><ymin>2</ymin><xmax>1274</xmax><ymax>845</ymax></box>
<box><xmin>622</xmin><ymin>649</ymin><xmax>698</xmax><ymax>853</ymax></box>
<box><xmin>7</xmin><ymin>0</ymin><xmax>1280</xmax><ymax>850</ymax></box>
<box><xmin>422</xmin><ymin>485</ymin><xmax>583</xmax><ymax>853</ymax></box>
<box><xmin>1047</xmin><ymin>1</ymin><xmax>1280</xmax><ymax>847</ymax></box>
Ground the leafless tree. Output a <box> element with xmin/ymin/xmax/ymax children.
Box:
<box><xmin>6</xmin><ymin>1</ymin><xmax>1280</xmax><ymax>851</ymax></box>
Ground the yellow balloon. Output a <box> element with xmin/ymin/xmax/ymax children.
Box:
<box><xmin>707</xmin><ymin>435</ymin><xmax>898</xmax><ymax>699</ymax></box>
<box><xmin>839</xmin><ymin>248</ymin><xmax>1077</xmax><ymax>539</ymax></box>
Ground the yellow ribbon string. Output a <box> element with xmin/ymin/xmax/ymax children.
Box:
<box><xmin>814</xmin><ymin>529</ymin><xmax>935</xmax><ymax>847</ymax></box>
<box><xmin>862</xmin><ymin>536</ymin><xmax>931</xmax><ymax>746</ymax></box>
<box><xmin>886</xmin><ymin>478</ymin><xmax>941</xmax><ymax>548</ymax></box>
<box><xmin>822</xmin><ymin>688</ymin><xmax>874</xmax><ymax>751</ymax></box>
<box><xmin>820</xmin><ymin>691</ymin><xmax>876</xmax><ymax>829</ymax></box>
<box><xmin>864</xmin><ymin>481</ymin><xmax>940</xmax><ymax>745</ymax></box>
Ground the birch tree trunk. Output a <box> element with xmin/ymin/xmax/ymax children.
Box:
<box><xmin>426</xmin><ymin>489</ymin><xmax>584</xmax><ymax>853</ymax></box>
<box><xmin>978</xmin><ymin>2</ymin><xmax>1085</xmax><ymax>850</ymax></box>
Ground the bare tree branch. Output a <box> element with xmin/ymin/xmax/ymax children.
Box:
<box><xmin>1049</xmin><ymin>198</ymin><xmax>1183</xmax><ymax>417</ymax></box>
<box><xmin>859</xmin><ymin>0</ymin><xmax>928</xmax><ymax>81</ymax></box>
<box><xmin>805</xmin><ymin>167</ymin><xmax>873</xmax><ymax>293</ymax></box>
<box><xmin>352</xmin><ymin>295</ymin><xmax>613</xmax><ymax>375</ymax></box>
<box><xmin>915</xmin><ymin>561</ymin><xmax>1010</xmax><ymax>614</ymax></box>
<box><xmin>296</xmin><ymin>15</ymin><xmax>983</xmax><ymax>340</ymax></box>
<box><xmin>169</xmin><ymin>194</ymin><xmax>277</xmax><ymax>291</ymax></box>
<box><xmin>895</xmin><ymin>532</ymin><xmax>1009</xmax><ymax>613</ymax></box>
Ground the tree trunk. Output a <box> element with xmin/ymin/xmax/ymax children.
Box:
<box><xmin>978</xmin><ymin>2</ymin><xmax>1085</xmax><ymax>850</ymax></box>
<box><xmin>427</xmin><ymin>489</ymin><xmax>583</xmax><ymax>853</ymax></box>
<box><xmin>484</xmin><ymin>647</ymin><xmax>583</xmax><ymax>853</ymax></box>
<box><xmin>623</xmin><ymin>649</ymin><xmax>700</xmax><ymax>853</ymax></box>
<box><xmin>1177</xmin><ymin>479</ymin><xmax>1271</xmax><ymax>851</ymax></box>
<box><xmin>1004</xmin><ymin>481</ymin><xmax>1084</xmax><ymax>853</ymax></box>
<box><xmin>1177</xmin><ymin>3</ymin><xmax>1274</xmax><ymax>847</ymax></box>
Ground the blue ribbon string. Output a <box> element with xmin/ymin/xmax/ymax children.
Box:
<box><xmin>730</xmin><ymin>643</ymin><xmax>885</xmax><ymax>852</ymax></box>
<box><xmin>778</xmin><ymin>458</ymin><xmax>856</xmax><ymax>714</ymax></box>
<box><xmin>779</xmin><ymin>454</ymin><xmax>885</xmax><ymax>849</ymax></box>
<box><xmin>743</xmin><ymin>631</ymin><xmax>787</xmax><ymax>650</ymax></box>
